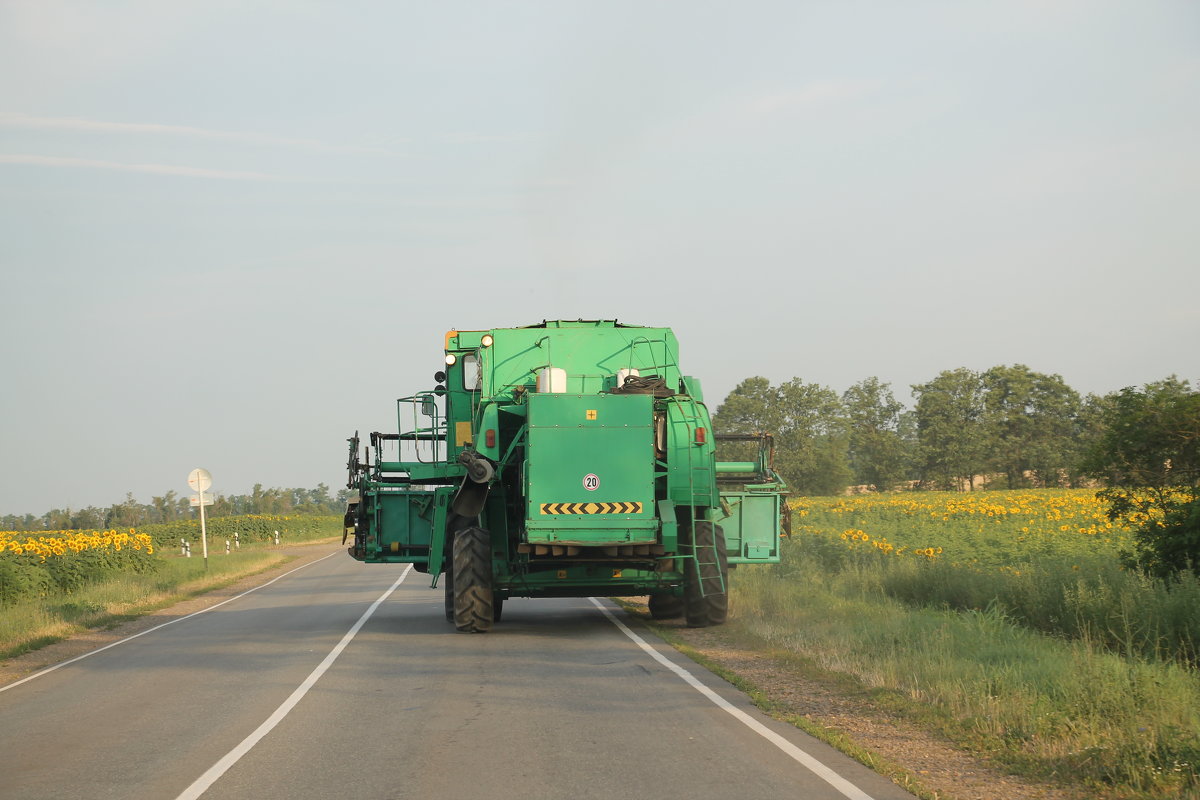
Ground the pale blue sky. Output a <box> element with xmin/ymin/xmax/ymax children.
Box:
<box><xmin>2</xmin><ymin>1</ymin><xmax>1197</xmax><ymax>515</ymax></box>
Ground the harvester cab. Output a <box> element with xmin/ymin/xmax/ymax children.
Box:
<box><xmin>344</xmin><ymin>320</ymin><xmax>787</xmax><ymax>632</ymax></box>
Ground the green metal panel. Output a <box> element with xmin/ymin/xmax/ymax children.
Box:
<box><xmin>459</xmin><ymin>322</ymin><xmax>684</xmax><ymax>403</ymax></box>
<box><xmin>491</xmin><ymin>563</ymin><xmax>676</xmax><ymax>597</ymax></box>
<box><xmin>717</xmin><ymin>486</ymin><xmax>782</xmax><ymax>563</ymax></box>
<box><xmin>525</xmin><ymin>392</ymin><xmax>657</xmax><ymax>544</ymax></box>
<box><xmin>359</xmin><ymin>486</ymin><xmax>443</xmax><ymax>566</ymax></box>
<box><xmin>664</xmin><ymin>398</ymin><xmax>716</xmax><ymax>508</ymax></box>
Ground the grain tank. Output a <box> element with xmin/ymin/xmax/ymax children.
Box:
<box><xmin>343</xmin><ymin>321</ymin><xmax>786</xmax><ymax>632</ymax></box>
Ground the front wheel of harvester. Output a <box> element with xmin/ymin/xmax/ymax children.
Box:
<box><xmin>444</xmin><ymin>514</ymin><xmax>476</xmax><ymax>623</ymax></box>
<box><xmin>443</xmin><ymin>551</ymin><xmax>455</xmax><ymax>623</ymax></box>
<box><xmin>648</xmin><ymin>593</ymin><xmax>684</xmax><ymax>619</ymax></box>
<box><xmin>683</xmin><ymin>521</ymin><xmax>729</xmax><ymax>628</ymax></box>
<box><xmin>452</xmin><ymin>526</ymin><xmax>494</xmax><ymax>633</ymax></box>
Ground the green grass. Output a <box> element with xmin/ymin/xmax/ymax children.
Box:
<box><xmin>729</xmin><ymin>536</ymin><xmax>1200</xmax><ymax>798</ymax></box>
<box><xmin>792</xmin><ymin>491</ymin><xmax>1200</xmax><ymax>665</ymax></box>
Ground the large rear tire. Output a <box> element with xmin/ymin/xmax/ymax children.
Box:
<box><xmin>683</xmin><ymin>520</ymin><xmax>729</xmax><ymax>628</ymax></box>
<box><xmin>452</xmin><ymin>526</ymin><xmax>494</xmax><ymax>633</ymax></box>
<box><xmin>648</xmin><ymin>593</ymin><xmax>684</xmax><ymax>619</ymax></box>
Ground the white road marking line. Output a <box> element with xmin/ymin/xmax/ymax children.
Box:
<box><xmin>174</xmin><ymin>565</ymin><xmax>412</xmax><ymax>800</ymax></box>
<box><xmin>590</xmin><ymin>598</ymin><xmax>877</xmax><ymax>800</ymax></box>
<box><xmin>0</xmin><ymin>551</ymin><xmax>339</xmax><ymax>694</ymax></box>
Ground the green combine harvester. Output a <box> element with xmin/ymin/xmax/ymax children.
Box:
<box><xmin>343</xmin><ymin>320</ymin><xmax>787</xmax><ymax>632</ymax></box>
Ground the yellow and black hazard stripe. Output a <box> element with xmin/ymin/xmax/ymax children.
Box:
<box><xmin>540</xmin><ymin>502</ymin><xmax>643</xmax><ymax>515</ymax></box>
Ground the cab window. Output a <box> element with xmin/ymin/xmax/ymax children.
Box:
<box><xmin>463</xmin><ymin>354</ymin><xmax>480</xmax><ymax>391</ymax></box>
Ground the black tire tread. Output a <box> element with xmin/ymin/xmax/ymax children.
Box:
<box><xmin>683</xmin><ymin>520</ymin><xmax>729</xmax><ymax>628</ymax></box>
<box><xmin>648</xmin><ymin>593</ymin><xmax>684</xmax><ymax>619</ymax></box>
<box><xmin>444</xmin><ymin>514</ymin><xmax>476</xmax><ymax>624</ymax></box>
<box><xmin>452</xmin><ymin>527</ymin><xmax>494</xmax><ymax>633</ymax></box>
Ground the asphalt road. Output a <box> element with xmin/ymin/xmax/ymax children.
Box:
<box><xmin>0</xmin><ymin>547</ymin><xmax>915</xmax><ymax>800</ymax></box>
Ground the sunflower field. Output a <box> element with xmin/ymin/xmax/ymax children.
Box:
<box><xmin>789</xmin><ymin>489</ymin><xmax>1145</xmax><ymax>567</ymax></box>
<box><xmin>781</xmin><ymin>488</ymin><xmax>1200</xmax><ymax>665</ymax></box>
<box><xmin>0</xmin><ymin>528</ymin><xmax>158</xmax><ymax>606</ymax></box>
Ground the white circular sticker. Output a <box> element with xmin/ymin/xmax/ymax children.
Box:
<box><xmin>583</xmin><ymin>473</ymin><xmax>600</xmax><ymax>491</ymax></box>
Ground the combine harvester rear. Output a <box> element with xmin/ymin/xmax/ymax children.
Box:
<box><xmin>343</xmin><ymin>320</ymin><xmax>787</xmax><ymax>632</ymax></box>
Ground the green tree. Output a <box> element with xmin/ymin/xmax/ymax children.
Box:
<box><xmin>912</xmin><ymin>368</ymin><xmax>988</xmax><ymax>490</ymax></box>
<box><xmin>1104</xmin><ymin>488</ymin><xmax>1200</xmax><ymax>578</ymax></box>
<box><xmin>713</xmin><ymin>376</ymin><xmax>851</xmax><ymax>495</ymax></box>
<box><xmin>1069</xmin><ymin>393</ymin><xmax>1113</xmax><ymax>485</ymax></box>
<box><xmin>250</xmin><ymin>483</ymin><xmax>267</xmax><ymax>513</ymax></box>
<box><xmin>42</xmin><ymin>508</ymin><xmax>72</xmax><ymax>530</ymax></box>
<box><xmin>150</xmin><ymin>491</ymin><xmax>180</xmax><ymax>524</ymax></box>
<box><xmin>70</xmin><ymin>506</ymin><xmax>104</xmax><ymax>530</ymax></box>
<box><xmin>981</xmin><ymin>364</ymin><xmax>1080</xmax><ymax>488</ymax></box>
<box><xmin>1085</xmin><ymin>378</ymin><xmax>1200</xmax><ymax>577</ymax></box>
<box><xmin>104</xmin><ymin>492</ymin><xmax>145</xmax><ymax>528</ymax></box>
<box><xmin>311</xmin><ymin>483</ymin><xmax>332</xmax><ymax>508</ymax></box>
<box><xmin>1082</xmin><ymin>378</ymin><xmax>1200</xmax><ymax>487</ymax></box>
<box><xmin>842</xmin><ymin>377</ymin><xmax>911</xmax><ymax>490</ymax></box>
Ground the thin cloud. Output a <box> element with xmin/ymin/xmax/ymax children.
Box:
<box><xmin>743</xmin><ymin>80</ymin><xmax>880</xmax><ymax>116</ymax></box>
<box><xmin>444</xmin><ymin>132</ymin><xmax>529</xmax><ymax>145</ymax></box>
<box><xmin>0</xmin><ymin>112</ymin><xmax>396</xmax><ymax>156</ymax></box>
<box><xmin>0</xmin><ymin>153</ymin><xmax>278</xmax><ymax>180</ymax></box>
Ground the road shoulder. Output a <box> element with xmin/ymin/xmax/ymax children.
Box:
<box><xmin>619</xmin><ymin>599</ymin><xmax>1089</xmax><ymax>800</ymax></box>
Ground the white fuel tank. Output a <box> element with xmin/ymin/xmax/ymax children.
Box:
<box><xmin>536</xmin><ymin>367</ymin><xmax>567</xmax><ymax>393</ymax></box>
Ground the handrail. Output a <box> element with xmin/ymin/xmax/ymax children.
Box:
<box><xmin>395</xmin><ymin>391</ymin><xmax>444</xmax><ymax>464</ymax></box>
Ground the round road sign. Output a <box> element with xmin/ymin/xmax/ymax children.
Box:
<box><xmin>187</xmin><ymin>468</ymin><xmax>213</xmax><ymax>493</ymax></box>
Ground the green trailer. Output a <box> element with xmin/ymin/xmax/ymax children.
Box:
<box><xmin>343</xmin><ymin>320</ymin><xmax>787</xmax><ymax>632</ymax></box>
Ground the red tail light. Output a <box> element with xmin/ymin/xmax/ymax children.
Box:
<box><xmin>485</xmin><ymin>429</ymin><xmax>496</xmax><ymax>448</ymax></box>
<box><xmin>695</xmin><ymin>427</ymin><xmax>706</xmax><ymax>445</ymax></box>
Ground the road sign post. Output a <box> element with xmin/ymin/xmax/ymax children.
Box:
<box><xmin>187</xmin><ymin>468</ymin><xmax>213</xmax><ymax>570</ymax></box>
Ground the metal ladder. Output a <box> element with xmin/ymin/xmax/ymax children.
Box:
<box><xmin>677</xmin><ymin>398</ymin><xmax>725</xmax><ymax>599</ymax></box>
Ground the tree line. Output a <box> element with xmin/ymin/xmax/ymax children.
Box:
<box><xmin>1</xmin><ymin>483</ymin><xmax>351</xmax><ymax>532</ymax></box>
<box><xmin>712</xmin><ymin>366</ymin><xmax>1199</xmax><ymax>496</ymax></box>
<box><xmin>7</xmin><ymin>368</ymin><xmax>1196</xmax><ymax>535</ymax></box>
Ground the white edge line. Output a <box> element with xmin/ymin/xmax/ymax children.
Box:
<box><xmin>0</xmin><ymin>551</ymin><xmax>339</xmax><ymax>694</ymax></box>
<box><xmin>589</xmin><ymin>598</ymin><xmax>877</xmax><ymax>800</ymax></box>
<box><xmin>174</xmin><ymin>564</ymin><xmax>412</xmax><ymax>800</ymax></box>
